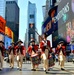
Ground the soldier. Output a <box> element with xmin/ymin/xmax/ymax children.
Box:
<box><xmin>15</xmin><ymin>39</ymin><xmax>26</xmax><ymax>71</ymax></box>
<box><xmin>27</xmin><ymin>40</ymin><xmax>38</xmax><ymax>71</ymax></box>
<box><xmin>55</xmin><ymin>41</ymin><xmax>66</xmax><ymax>70</ymax></box>
<box><xmin>39</xmin><ymin>33</ymin><xmax>52</xmax><ymax>73</ymax></box>
<box><xmin>8</xmin><ymin>42</ymin><xmax>16</xmax><ymax>69</ymax></box>
<box><xmin>0</xmin><ymin>41</ymin><xmax>5</xmax><ymax>71</ymax></box>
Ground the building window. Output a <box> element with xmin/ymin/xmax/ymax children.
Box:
<box><xmin>50</xmin><ymin>0</ymin><xmax>53</xmax><ymax>6</ymax></box>
<box><xmin>6</xmin><ymin>1</ymin><xmax>10</xmax><ymax>4</ymax></box>
<box><xmin>30</xmin><ymin>15</ymin><xmax>34</xmax><ymax>18</ymax></box>
<box><xmin>30</xmin><ymin>34</ymin><xmax>33</xmax><ymax>38</ymax></box>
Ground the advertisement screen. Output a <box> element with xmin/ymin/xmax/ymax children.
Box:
<box><xmin>5</xmin><ymin>26</ymin><xmax>12</xmax><ymax>38</ymax></box>
<box><xmin>5</xmin><ymin>36</ymin><xmax>12</xmax><ymax>49</ymax></box>
<box><xmin>56</xmin><ymin>0</ymin><xmax>74</xmax><ymax>43</ymax></box>
<box><xmin>0</xmin><ymin>16</ymin><xmax>6</xmax><ymax>34</ymax></box>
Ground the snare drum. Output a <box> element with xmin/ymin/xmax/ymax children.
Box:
<box><xmin>31</xmin><ymin>54</ymin><xmax>40</xmax><ymax>65</ymax></box>
<box><xmin>49</xmin><ymin>55</ymin><xmax>55</xmax><ymax>67</ymax></box>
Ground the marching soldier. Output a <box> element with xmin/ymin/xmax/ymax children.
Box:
<box><xmin>15</xmin><ymin>39</ymin><xmax>26</xmax><ymax>71</ymax></box>
<box><xmin>55</xmin><ymin>41</ymin><xmax>66</xmax><ymax>70</ymax></box>
<box><xmin>8</xmin><ymin>42</ymin><xmax>16</xmax><ymax>69</ymax></box>
<box><xmin>39</xmin><ymin>33</ymin><xmax>52</xmax><ymax>73</ymax></box>
<box><xmin>27</xmin><ymin>40</ymin><xmax>38</xmax><ymax>71</ymax></box>
<box><xmin>0</xmin><ymin>41</ymin><xmax>5</xmax><ymax>71</ymax></box>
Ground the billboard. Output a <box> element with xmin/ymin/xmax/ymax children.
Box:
<box><xmin>0</xmin><ymin>16</ymin><xmax>6</xmax><ymax>34</ymax></box>
<box><xmin>49</xmin><ymin>0</ymin><xmax>74</xmax><ymax>44</ymax></box>
<box><xmin>5</xmin><ymin>35</ymin><xmax>12</xmax><ymax>49</ymax></box>
<box><xmin>5</xmin><ymin>26</ymin><xmax>12</xmax><ymax>38</ymax></box>
<box><xmin>57</xmin><ymin>0</ymin><xmax>74</xmax><ymax>43</ymax></box>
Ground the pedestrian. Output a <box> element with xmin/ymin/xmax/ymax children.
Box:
<box><xmin>39</xmin><ymin>33</ymin><xmax>52</xmax><ymax>73</ymax></box>
<box><xmin>15</xmin><ymin>39</ymin><xmax>26</xmax><ymax>71</ymax></box>
<box><xmin>8</xmin><ymin>42</ymin><xmax>16</xmax><ymax>69</ymax></box>
<box><xmin>27</xmin><ymin>40</ymin><xmax>39</xmax><ymax>71</ymax></box>
<box><xmin>55</xmin><ymin>41</ymin><xmax>66</xmax><ymax>70</ymax></box>
<box><xmin>0</xmin><ymin>41</ymin><xmax>5</xmax><ymax>71</ymax></box>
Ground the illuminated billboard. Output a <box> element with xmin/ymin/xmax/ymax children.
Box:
<box><xmin>57</xmin><ymin>0</ymin><xmax>74</xmax><ymax>43</ymax></box>
<box><xmin>49</xmin><ymin>0</ymin><xmax>74</xmax><ymax>44</ymax></box>
<box><xmin>5</xmin><ymin>35</ymin><xmax>12</xmax><ymax>49</ymax></box>
<box><xmin>0</xmin><ymin>16</ymin><xmax>6</xmax><ymax>34</ymax></box>
<box><xmin>5</xmin><ymin>26</ymin><xmax>12</xmax><ymax>38</ymax></box>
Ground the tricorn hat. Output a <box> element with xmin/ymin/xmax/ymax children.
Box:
<box><xmin>0</xmin><ymin>41</ymin><xmax>4</xmax><ymax>44</ymax></box>
<box><xmin>58</xmin><ymin>41</ymin><xmax>64</xmax><ymax>44</ymax></box>
<box><xmin>30</xmin><ymin>40</ymin><xmax>35</xmax><ymax>43</ymax></box>
<box><xmin>16</xmin><ymin>39</ymin><xmax>23</xmax><ymax>44</ymax></box>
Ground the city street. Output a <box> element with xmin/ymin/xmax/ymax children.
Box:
<box><xmin>0</xmin><ymin>61</ymin><xmax>74</xmax><ymax>75</ymax></box>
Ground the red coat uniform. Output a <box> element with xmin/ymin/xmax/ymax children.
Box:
<box><xmin>0</xmin><ymin>45</ymin><xmax>5</xmax><ymax>56</ymax></box>
<box><xmin>28</xmin><ymin>45</ymin><xmax>38</xmax><ymax>56</ymax></box>
<box><xmin>15</xmin><ymin>45</ymin><xmax>26</xmax><ymax>56</ymax></box>
<box><xmin>39</xmin><ymin>40</ymin><xmax>51</xmax><ymax>54</ymax></box>
<box><xmin>55</xmin><ymin>46</ymin><xmax>66</xmax><ymax>56</ymax></box>
<box><xmin>8</xmin><ymin>46</ymin><xmax>16</xmax><ymax>55</ymax></box>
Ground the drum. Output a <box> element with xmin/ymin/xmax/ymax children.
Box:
<box><xmin>49</xmin><ymin>55</ymin><xmax>55</xmax><ymax>67</ymax></box>
<box><xmin>31</xmin><ymin>54</ymin><xmax>41</xmax><ymax>65</ymax></box>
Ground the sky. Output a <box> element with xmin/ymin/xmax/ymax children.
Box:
<box><xmin>18</xmin><ymin>0</ymin><xmax>46</xmax><ymax>42</ymax></box>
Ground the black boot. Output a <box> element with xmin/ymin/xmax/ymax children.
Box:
<box><xmin>61</xmin><ymin>68</ymin><xmax>65</xmax><ymax>70</ymax></box>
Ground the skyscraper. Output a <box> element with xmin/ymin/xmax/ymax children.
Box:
<box><xmin>5</xmin><ymin>0</ymin><xmax>19</xmax><ymax>42</ymax></box>
<box><xmin>27</xmin><ymin>1</ymin><xmax>37</xmax><ymax>45</ymax></box>
<box><xmin>6</xmin><ymin>0</ymin><xmax>18</xmax><ymax>4</ymax></box>
<box><xmin>0</xmin><ymin>0</ymin><xmax>6</xmax><ymax>19</ymax></box>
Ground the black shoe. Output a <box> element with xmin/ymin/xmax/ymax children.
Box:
<box><xmin>45</xmin><ymin>70</ymin><xmax>49</xmax><ymax>74</ymax></box>
<box><xmin>31</xmin><ymin>69</ymin><xmax>36</xmax><ymax>71</ymax></box>
<box><xmin>0</xmin><ymin>69</ymin><xmax>2</xmax><ymax>71</ymax></box>
<box><xmin>48</xmin><ymin>69</ymin><xmax>50</xmax><ymax>71</ymax></box>
<box><xmin>11</xmin><ymin>67</ymin><xmax>14</xmax><ymax>69</ymax></box>
<box><xmin>61</xmin><ymin>68</ymin><xmax>65</xmax><ymax>70</ymax></box>
<box><xmin>19</xmin><ymin>69</ymin><xmax>22</xmax><ymax>71</ymax></box>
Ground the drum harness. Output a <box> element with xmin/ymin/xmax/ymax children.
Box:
<box><xmin>32</xmin><ymin>45</ymin><xmax>36</xmax><ymax>53</ymax></box>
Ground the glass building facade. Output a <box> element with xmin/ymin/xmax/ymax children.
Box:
<box><xmin>27</xmin><ymin>1</ymin><xmax>37</xmax><ymax>45</ymax></box>
<box><xmin>5</xmin><ymin>0</ymin><xmax>19</xmax><ymax>42</ymax></box>
<box><xmin>0</xmin><ymin>0</ymin><xmax>6</xmax><ymax>19</ymax></box>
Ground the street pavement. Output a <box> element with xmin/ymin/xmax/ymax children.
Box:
<box><xmin>0</xmin><ymin>61</ymin><xmax>74</xmax><ymax>75</ymax></box>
